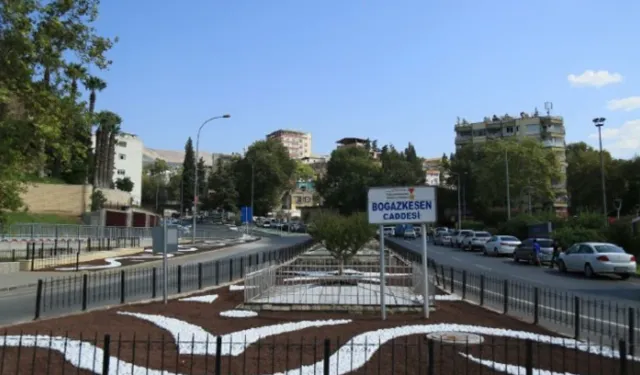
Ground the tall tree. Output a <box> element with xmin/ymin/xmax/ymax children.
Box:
<box><xmin>0</xmin><ymin>0</ymin><xmax>116</xmax><ymax>220</ymax></box>
<box><xmin>234</xmin><ymin>139</ymin><xmax>297</xmax><ymax>215</ymax></box>
<box><xmin>316</xmin><ymin>146</ymin><xmax>381</xmax><ymax>215</ymax></box>
<box><xmin>181</xmin><ymin>138</ymin><xmax>196</xmax><ymax>211</ymax></box>
<box><xmin>205</xmin><ymin>159</ymin><xmax>239</xmax><ymax>212</ymax></box>
<box><xmin>196</xmin><ymin>157</ymin><xmax>208</xmax><ymax>200</ymax></box>
<box><xmin>93</xmin><ymin>111</ymin><xmax>122</xmax><ymax>187</ymax></box>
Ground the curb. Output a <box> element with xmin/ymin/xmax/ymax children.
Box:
<box><xmin>0</xmin><ymin>283</ymin><xmax>39</xmax><ymax>292</ymax></box>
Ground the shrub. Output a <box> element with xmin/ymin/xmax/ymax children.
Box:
<box><xmin>567</xmin><ymin>212</ymin><xmax>605</xmax><ymax>231</ymax></box>
<box><xmin>497</xmin><ymin>214</ymin><xmax>539</xmax><ymax>240</ymax></box>
<box><xmin>552</xmin><ymin>226</ymin><xmax>606</xmax><ymax>250</ymax></box>
<box><xmin>461</xmin><ymin>220</ymin><xmax>484</xmax><ymax>230</ymax></box>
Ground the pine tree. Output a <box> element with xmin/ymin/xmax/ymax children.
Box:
<box><xmin>182</xmin><ymin>138</ymin><xmax>196</xmax><ymax>212</ymax></box>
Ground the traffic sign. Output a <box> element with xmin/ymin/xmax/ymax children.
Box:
<box><xmin>240</xmin><ymin>206</ymin><xmax>253</xmax><ymax>224</ymax></box>
<box><xmin>367</xmin><ymin>186</ymin><xmax>437</xmax><ymax>224</ymax></box>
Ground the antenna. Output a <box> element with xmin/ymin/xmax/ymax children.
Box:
<box><xmin>544</xmin><ymin>102</ymin><xmax>553</xmax><ymax>116</ymax></box>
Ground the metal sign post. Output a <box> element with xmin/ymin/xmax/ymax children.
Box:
<box><xmin>367</xmin><ymin>186</ymin><xmax>437</xmax><ymax>321</ymax></box>
<box><xmin>421</xmin><ymin>223</ymin><xmax>429</xmax><ymax>318</ymax></box>
<box><xmin>379</xmin><ymin>224</ymin><xmax>386</xmax><ymax>320</ymax></box>
<box><xmin>162</xmin><ymin>218</ymin><xmax>168</xmax><ymax>304</ymax></box>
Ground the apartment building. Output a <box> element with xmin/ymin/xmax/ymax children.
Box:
<box><xmin>454</xmin><ymin>111</ymin><xmax>568</xmax><ymax>215</ymax></box>
<box><xmin>112</xmin><ymin>133</ymin><xmax>144</xmax><ymax>205</ymax></box>
<box><xmin>266</xmin><ymin>129</ymin><xmax>312</xmax><ymax>159</ymax></box>
<box><xmin>336</xmin><ymin>137</ymin><xmax>381</xmax><ymax>159</ymax></box>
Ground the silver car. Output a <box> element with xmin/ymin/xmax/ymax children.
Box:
<box><xmin>513</xmin><ymin>238</ymin><xmax>554</xmax><ymax>265</ymax></box>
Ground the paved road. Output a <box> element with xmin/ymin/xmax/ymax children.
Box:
<box><xmin>0</xmin><ymin>235</ymin><xmax>309</xmax><ymax>327</ymax></box>
<box><xmin>388</xmin><ymin>237</ymin><xmax>640</xmax><ymax>345</ymax></box>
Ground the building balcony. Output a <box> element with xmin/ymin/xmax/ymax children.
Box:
<box><xmin>542</xmin><ymin>139</ymin><xmax>566</xmax><ymax>148</ymax></box>
<box><xmin>455</xmin><ymin>135</ymin><xmax>472</xmax><ymax>144</ymax></box>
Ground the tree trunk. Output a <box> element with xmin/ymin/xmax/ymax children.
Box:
<box><xmin>338</xmin><ymin>259</ymin><xmax>344</xmax><ymax>275</ymax></box>
<box><xmin>106</xmin><ymin>130</ymin><xmax>117</xmax><ymax>187</ymax></box>
<box><xmin>98</xmin><ymin>127</ymin><xmax>110</xmax><ymax>187</ymax></box>
<box><xmin>93</xmin><ymin>127</ymin><xmax>102</xmax><ymax>186</ymax></box>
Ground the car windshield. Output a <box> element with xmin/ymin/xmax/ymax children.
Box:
<box><xmin>594</xmin><ymin>244</ymin><xmax>626</xmax><ymax>254</ymax></box>
<box><xmin>537</xmin><ymin>239</ymin><xmax>553</xmax><ymax>247</ymax></box>
<box><xmin>461</xmin><ymin>231</ymin><xmax>473</xmax><ymax>236</ymax></box>
<box><xmin>475</xmin><ymin>232</ymin><xmax>490</xmax><ymax>237</ymax></box>
<box><xmin>500</xmin><ymin>236</ymin><xmax>519</xmax><ymax>242</ymax></box>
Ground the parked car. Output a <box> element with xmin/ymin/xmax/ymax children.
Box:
<box><xmin>461</xmin><ymin>231</ymin><xmax>492</xmax><ymax>251</ymax></box>
<box><xmin>454</xmin><ymin>230</ymin><xmax>474</xmax><ymax>248</ymax></box>
<box><xmin>383</xmin><ymin>226</ymin><xmax>395</xmax><ymax>236</ymax></box>
<box><xmin>483</xmin><ymin>235</ymin><xmax>521</xmax><ymax>256</ymax></box>
<box><xmin>513</xmin><ymin>238</ymin><xmax>554</xmax><ymax>265</ymax></box>
<box><xmin>557</xmin><ymin>242</ymin><xmax>636</xmax><ymax>279</ymax></box>
<box><xmin>403</xmin><ymin>226</ymin><xmax>417</xmax><ymax>240</ymax></box>
<box><xmin>414</xmin><ymin>226</ymin><xmax>422</xmax><ymax>236</ymax></box>
<box><xmin>434</xmin><ymin>231</ymin><xmax>453</xmax><ymax>246</ymax></box>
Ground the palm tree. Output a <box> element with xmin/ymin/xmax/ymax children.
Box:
<box><xmin>84</xmin><ymin>76</ymin><xmax>107</xmax><ymax>186</ymax></box>
<box><xmin>94</xmin><ymin>111</ymin><xmax>122</xmax><ymax>187</ymax></box>
<box><xmin>65</xmin><ymin>63</ymin><xmax>87</xmax><ymax>97</ymax></box>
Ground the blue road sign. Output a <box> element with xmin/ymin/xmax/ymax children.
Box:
<box><xmin>240</xmin><ymin>206</ymin><xmax>253</xmax><ymax>224</ymax></box>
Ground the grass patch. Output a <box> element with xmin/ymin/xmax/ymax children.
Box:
<box><xmin>3</xmin><ymin>212</ymin><xmax>81</xmax><ymax>226</ymax></box>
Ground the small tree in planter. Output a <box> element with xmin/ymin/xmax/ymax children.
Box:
<box><xmin>310</xmin><ymin>212</ymin><xmax>374</xmax><ymax>276</ymax></box>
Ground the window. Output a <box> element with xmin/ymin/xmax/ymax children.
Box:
<box><xmin>505</xmin><ymin>127</ymin><xmax>514</xmax><ymax>133</ymax></box>
<box><xmin>117</xmin><ymin>169</ymin><xmax>125</xmax><ymax>175</ymax></box>
<box><xmin>526</xmin><ymin>124</ymin><xmax>539</xmax><ymax>134</ymax></box>
<box><xmin>119</xmin><ymin>154</ymin><xmax>126</xmax><ymax>160</ymax></box>
<box><xmin>474</xmin><ymin>232</ymin><xmax>490</xmax><ymax>237</ymax></box>
<box><xmin>578</xmin><ymin>245</ymin><xmax>593</xmax><ymax>254</ymax></box>
<box><xmin>594</xmin><ymin>244</ymin><xmax>625</xmax><ymax>253</ymax></box>
<box><xmin>117</xmin><ymin>141</ymin><xmax>127</xmax><ymax>147</ymax></box>
<box><xmin>500</xmin><ymin>236</ymin><xmax>519</xmax><ymax>242</ymax></box>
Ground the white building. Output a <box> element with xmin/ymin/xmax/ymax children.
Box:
<box><xmin>425</xmin><ymin>170</ymin><xmax>440</xmax><ymax>186</ymax></box>
<box><xmin>266</xmin><ymin>129</ymin><xmax>312</xmax><ymax>159</ymax></box>
<box><xmin>93</xmin><ymin>133</ymin><xmax>144</xmax><ymax>205</ymax></box>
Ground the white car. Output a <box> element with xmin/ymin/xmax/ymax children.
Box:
<box><xmin>454</xmin><ymin>230</ymin><xmax>474</xmax><ymax>248</ymax></box>
<box><xmin>483</xmin><ymin>235</ymin><xmax>521</xmax><ymax>256</ymax></box>
<box><xmin>462</xmin><ymin>231</ymin><xmax>492</xmax><ymax>251</ymax></box>
<box><xmin>434</xmin><ymin>231</ymin><xmax>452</xmax><ymax>246</ymax></box>
<box><xmin>557</xmin><ymin>242</ymin><xmax>636</xmax><ymax>279</ymax></box>
<box><xmin>383</xmin><ymin>226</ymin><xmax>395</xmax><ymax>236</ymax></box>
<box><xmin>404</xmin><ymin>227</ymin><xmax>417</xmax><ymax>239</ymax></box>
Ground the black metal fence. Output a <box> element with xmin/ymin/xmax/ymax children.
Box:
<box><xmin>385</xmin><ymin>240</ymin><xmax>640</xmax><ymax>351</ymax></box>
<box><xmin>32</xmin><ymin>239</ymin><xmax>315</xmax><ymax>320</ymax></box>
<box><xmin>0</xmin><ymin>333</ymin><xmax>636</xmax><ymax>375</ymax></box>
<box><xmin>0</xmin><ymin>237</ymin><xmax>141</xmax><ymax>264</ymax></box>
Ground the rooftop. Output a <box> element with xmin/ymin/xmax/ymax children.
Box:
<box><xmin>143</xmin><ymin>148</ymin><xmax>213</xmax><ymax>166</ymax></box>
<box><xmin>267</xmin><ymin>129</ymin><xmax>309</xmax><ymax>138</ymax></box>
<box><xmin>336</xmin><ymin>137</ymin><xmax>368</xmax><ymax>145</ymax></box>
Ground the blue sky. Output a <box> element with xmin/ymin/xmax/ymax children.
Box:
<box><xmin>92</xmin><ymin>0</ymin><xmax>640</xmax><ymax>159</ymax></box>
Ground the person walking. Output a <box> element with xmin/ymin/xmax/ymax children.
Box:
<box><xmin>532</xmin><ymin>239</ymin><xmax>541</xmax><ymax>266</ymax></box>
<box><xmin>550</xmin><ymin>240</ymin><xmax>561</xmax><ymax>269</ymax></box>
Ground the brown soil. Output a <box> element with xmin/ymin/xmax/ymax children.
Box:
<box><xmin>0</xmin><ymin>283</ymin><xmax>634</xmax><ymax>374</ymax></box>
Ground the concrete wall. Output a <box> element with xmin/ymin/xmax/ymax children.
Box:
<box><xmin>21</xmin><ymin>183</ymin><xmax>132</xmax><ymax>216</ymax></box>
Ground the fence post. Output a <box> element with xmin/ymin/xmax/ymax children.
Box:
<box><xmin>34</xmin><ymin>279</ymin><xmax>43</xmax><ymax>320</ymax></box>
<box><xmin>525</xmin><ymin>340</ymin><xmax>533</xmax><ymax>375</ymax></box>
<box><xmin>215</xmin><ymin>261</ymin><xmax>220</xmax><ymax>285</ymax></box>
<box><xmin>240</xmin><ymin>257</ymin><xmax>244</xmax><ymax>278</ymax></box>
<box><xmin>439</xmin><ymin>265</ymin><xmax>445</xmax><ymax>290</ymax></box>
<box><xmin>619</xmin><ymin>339</ymin><xmax>628</xmax><ymax>375</ymax></box>
<box><xmin>533</xmin><ymin>287</ymin><xmax>539</xmax><ymax>325</ymax></box>
<box><xmin>461</xmin><ymin>271</ymin><xmax>467</xmax><ymax>299</ymax></box>
<box><xmin>449</xmin><ymin>268</ymin><xmax>454</xmax><ymax>293</ymax></box>
<box><xmin>229</xmin><ymin>259</ymin><xmax>234</xmax><ymax>281</ymax></box>
<box><xmin>102</xmin><ymin>334</ymin><xmax>111</xmax><ymax>375</ymax></box>
<box><xmin>30</xmin><ymin>243</ymin><xmax>36</xmax><ymax>271</ymax></box>
<box><xmin>214</xmin><ymin>336</ymin><xmax>222</xmax><ymax>375</ymax></box>
<box><xmin>152</xmin><ymin>267</ymin><xmax>157</xmax><ymax>298</ymax></box>
<box><xmin>198</xmin><ymin>263</ymin><xmax>203</xmax><ymax>289</ymax></box>
<box><xmin>503</xmin><ymin>279</ymin><xmax>509</xmax><ymax>314</ymax></box>
<box><xmin>120</xmin><ymin>270</ymin><xmax>126</xmax><ymax>304</ymax></box>
<box><xmin>573</xmin><ymin>296</ymin><xmax>580</xmax><ymax>340</ymax></box>
<box><xmin>427</xmin><ymin>339</ymin><xmax>434</xmax><ymax>375</ymax></box>
<box><xmin>82</xmin><ymin>274</ymin><xmax>88</xmax><ymax>311</ymax></box>
<box><xmin>323</xmin><ymin>338</ymin><xmax>331</xmax><ymax>375</ymax></box>
<box><xmin>177</xmin><ymin>265</ymin><xmax>182</xmax><ymax>294</ymax></box>
<box><xmin>629</xmin><ymin>308</ymin><xmax>636</xmax><ymax>356</ymax></box>
<box><xmin>479</xmin><ymin>275</ymin><xmax>485</xmax><ymax>306</ymax></box>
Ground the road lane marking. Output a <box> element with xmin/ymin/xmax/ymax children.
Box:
<box><xmin>475</xmin><ymin>265</ymin><xmax>492</xmax><ymax>271</ymax></box>
<box><xmin>451</xmin><ymin>257</ymin><xmax>462</xmax><ymax>262</ymax></box>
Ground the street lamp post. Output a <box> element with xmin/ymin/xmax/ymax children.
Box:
<box><xmin>192</xmin><ymin>114</ymin><xmax>231</xmax><ymax>244</ymax></box>
<box><xmin>505</xmin><ymin>149</ymin><xmax>511</xmax><ymax>220</ymax></box>
<box><xmin>451</xmin><ymin>172</ymin><xmax>463</xmax><ymax>230</ymax></box>
<box><xmin>250</xmin><ymin>162</ymin><xmax>255</xmax><ymax>226</ymax></box>
<box><xmin>593</xmin><ymin>117</ymin><xmax>608</xmax><ymax>226</ymax></box>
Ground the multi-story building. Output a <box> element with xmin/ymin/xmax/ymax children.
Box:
<box><xmin>336</xmin><ymin>137</ymin><xmax>380</xmax><ymax>159</ymax></box>
<box><xmin>454</xmin><ymin>111</ymin><xmax>568</xmax><ymax>216</ymax></box>
<box><xmin>142</xmin><ymin>148</ymin><xmax>214</xmax><ymax>170</ymax></box>
<box><xmin>266</xmin><ymin>129</ymin><xmax>312</xmax><ymax>159</ymax></box>
<box><xmin>112</xmin><ymin>133</ymin><xmax>144</xmax><ymax>205</ymax></box>
<box><xmin>211</xmin><ymin>153</ymin><xmax>236</xmax><ymax>172</ymax></box>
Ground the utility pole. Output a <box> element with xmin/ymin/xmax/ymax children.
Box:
<box><xmin>250</xmin><ymin>162</ymin><xmax>255</xmax><ymax>230</ymax></box>
<box><xmin>505</xmin><ymin>149</ymin><xmax>511</xmax><ymax>220</ymax></box>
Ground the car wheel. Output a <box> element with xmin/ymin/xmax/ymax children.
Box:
<box><xmin>513</xmin><ymin>253</ymin><xmax>519</xmax><ymax>263</ymax></box>
<box><xmin>494</xmin><ymin>247</ymin><xmax>499</xmax><ymax>256</ymax></box>
<box><xmin>483</xmin><ymin>248</ymin><xmax>488</xmax><ymax>256</ymax></box>
<box><xmin>557</xmin><ymin>260</ymin><xmax>567</xmax><ymax>273</ymax></box>
<box><xmin>584</xmin><ymin>264</ymin><xmax>595</xmax><ymax>278</ymax></box>
<box><xmin>619</xmin><ymin>274</ymin><xmax>631</xmax><ymax>280</ymax></box>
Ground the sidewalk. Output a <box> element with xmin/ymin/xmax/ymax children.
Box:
<box><xmin>0</xmin><ymin>271</ymin><xmax>64</xmax><ymax>291</ymax></box>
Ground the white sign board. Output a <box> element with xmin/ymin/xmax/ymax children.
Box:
<box><xmin>367</xmin><ymin>186</ymin><xmax>437</xmax><ymax>224</ymax></box>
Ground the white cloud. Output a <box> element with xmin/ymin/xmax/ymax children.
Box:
<box><xmin>567</xmin><ymin>70</ymin><xmax>623</xmax><ymax>88</ymax></box>
<box><xmin>588</xmin><ymin>119</ymin><xmax>640</xmax><ymax>158</ymax></box>
<box><xmin>607</xmin><ymin>96</ymin><xmax>640</xmax><ymax>112</ymax></box>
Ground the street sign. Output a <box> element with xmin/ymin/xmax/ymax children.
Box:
<box><xmin>240</xmin><ymin>206</ymin><xmax>253</xmax><ymax>224</ymax></box>
<box><xmin>367</xmin><ymin>186</ymin><xmax>437</xmax><ymax>224</ymax></box>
